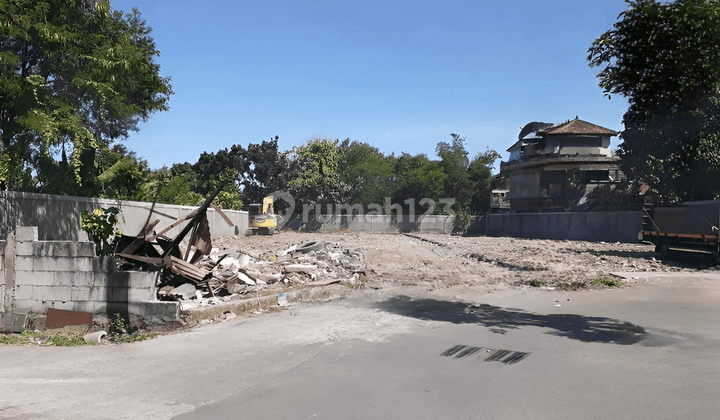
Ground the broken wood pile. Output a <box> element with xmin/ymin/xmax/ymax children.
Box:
<box><xmin>114</xmin><ymin>183</ymin><xmax>368</xmax><ymax>310</ymax></box>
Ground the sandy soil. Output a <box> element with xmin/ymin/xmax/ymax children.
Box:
<box><xmin>213</xmin><ymin>231</ymin><xmax>715</xmax><ymax>293</ymax></box>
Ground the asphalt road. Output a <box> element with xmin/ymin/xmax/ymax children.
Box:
<box><xmin>1</xmin><ymin>272</ymin><xmax>719</xmax><ymax>420</ymax></box>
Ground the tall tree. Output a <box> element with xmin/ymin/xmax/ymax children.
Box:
<box><xmin>436</xmin><ymin>133</ymin><xmax>472</xmax><ymax>209</ymax></box>
<box><xmin>588</xmin><ymin>0</ymin><xmax>720</xmax><ymax>202</ymax></box>
<box><xmin>288</xmin><ymin>138</ymin><xmax>344</xmax><ymax>205</ymax></box>
<box><xmin>0</xmin><ymin>0</ymin><xmax>172</xmax><ymax>193</ymax></box>
<box><xmin>338</xmin><ymin>139</ymin><xmax>395</xmax><ymax>206</ymax></box>
<box><xmin>240</xmin><ymin>136</ymin><xmax>298</xmax><ymax>206</ymax></box>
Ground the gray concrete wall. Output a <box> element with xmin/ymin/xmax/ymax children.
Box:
<box><xmin>2</xmin><ymin>227</ymin><xmax>177</xmax><ymax>318</ymax></box>
<box><xmin>0</xmin><ymin>191</ymin><xmax>248</xmax><ymax>241</ymax></box>
<box><xmin>486</xmin><ymin>211</ymin><xmax>643</xmax><ymax>243</ymax></box>
<box><xmin>287</xmin><ymin>214</ymin><xmax>456</xmax><ymax>233</ymax></box>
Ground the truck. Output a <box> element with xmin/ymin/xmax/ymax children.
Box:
<box><xmin>639</xmin><ymin>201</ymin><xmax>720</xmax><ymax>264</ymax></box>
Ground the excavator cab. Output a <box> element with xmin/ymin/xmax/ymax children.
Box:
<box><xmin>246</xmin><ymin>196</ymin><xmax>278</xmax><ymax>235</ymax></box>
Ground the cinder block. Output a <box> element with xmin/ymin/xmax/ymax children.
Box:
<box><xmin>91</xmin><ymin>256</ymin><xmax>116</xmax><ymax>272</ymax></box>
<box><xmin>15</xmin><ymin>285</ymin><xmax>33</xmax><ymax>300</ymax></box>
<box><xmin>88</xmin><ymin>286</ymin><xmax>109</xmax><ymax>302</ymax></box>
<box><xmin>15</xmin><ymin>256</ymin><xmax>34</xmax><ymax>271</ymax></box>
<box><xmin>33</xmin><ymin>257</ymin><xmax>75</xmax><ymax>272</ymax></box>
<box><xmin>127</xmin><ymin>271</ymin><xmax>156</xmax><ymax>288</ymax></box>
<box><xmin>93</xmin><ymin>272</ymin><xmax>109</xmax><ymax>287</ymax></box>
<box><xmin>93</xmin><ymin>302</ymin><xmax>107</xmax><ymax>313</ymax></box>
<box><xmin>72</xmin><ymin>272</ymin><xmax>94</xmax><ymax>287</ymax></box>
<box><xmin>107</xmin><ymin>272</ymin><xmax>129</xmax><ymax>288</ymax></box>
<box><xmin>14</xmin><ymin>299</ymin><xmax>47</xmax><ymax>313</ymax></box>
<box><xmin>36</xmin><ymin>241</ymin><xmax>76</xmax><ymax>257</ymax></box>
<box><xmin>128</xmin><ymin>287</ymin><xmax>154</xmax><ymax>302</ymax></box>
<box><xmin>15</xmin><ymin>226</ymin><xmax>38</xmax><ymax>242</ymax></box>
<box><xmin>54</xmin><ymin>271</ymin><xmax>74</xmax><ymax>286</ymax></box>
<box><xmin>71</xmin><ymin>287</ymin><xmax>91</xmax><ymax>301</ymax></box>
<box><xmin>76</xmin><ymin>242</ymin><xmax>96</xmax><ymax>257</ymax></box>
<box><xmin>15</xmin><ymin>270</ymin><xmax>54</xmax><ymax>286</ymax></box>
<box><xmin>110</xmin><ymin>287</ymin><xmax>129</xmax><ymax>303</ymax></box>
<box><xmin>128</xmin><ymin>301</ymin><xmax>179</xmax><ymax>319</ymax></box>
<box><xmin>47</xmin><ymin>301</ymin><xmax>81</xmax><ymax>311</ymax></box>
<box><xmin>15</xmin><ymin>241</ymin><xmax>34</xmax><ymax>256</ymax></box>
<box><xmin>34</xmin><ymin>286</ymin><xmax>72</xmax><ymax>302</ymax></box>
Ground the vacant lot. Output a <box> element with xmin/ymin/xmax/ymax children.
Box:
<box><xmin>215</xmin><ymin>231</ymin><xmax>712</xmax><ymax>292</ymax></box>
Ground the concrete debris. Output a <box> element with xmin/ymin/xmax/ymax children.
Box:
<box><xmin>152</xmin><ymin>240</ymin><xmax>365</xmax><ymax>309</ymax></box>
<box><xmin>168</xmin><ymin>283</ymin><xmax>198</xmax><ymax>300</ymax></box>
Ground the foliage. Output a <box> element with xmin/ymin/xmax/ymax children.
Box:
<box><xmin>588</xmin><ymin>0</ymin><xmax>720</xmax><ymax>202</ymax></box>
<box><xmin>239</xmin><ymin>136</ymin><xmax>298</xmax><ymax>207</ymax></box>
<box><xmin>593</xmin><ymin>276</ymin><xmax>624</xmax><ymax>287</ymax></box>
<box><xmin>0</xmin><ymin>326</ymin><xmax>94</xmax><ymax>346</ymax></box>
<box><xmin>391</xmin><ymin>152</ymin><xmax>447</xmax><ymax>213</ymax></box>
<box><xmin>80</xmin><ymin>207</ymin><xmax>121</xmax><ymax>255</ymax></box>
<box><xmin>0</xmin><ymin>0</ymin><xmax>172</xmax><ymax>194</ymax></box>
<box><xmin>338</xmin><ymin>139</ymin><xmax>396</xmax><ymax>206</ymax></box>
<box><xmin>108</xmin><ymin>313</ymin><xmax>156</xmax><ymax>342</ymax></box>
<box><xmin>209</xmin><ymin>168</ymin><xmax>243</xmax><ymax>210</ymax></box>
<box><xmin>288</xmin><ymin>137</ymin><xmax>344</xmax><ymax>205</ymax></box>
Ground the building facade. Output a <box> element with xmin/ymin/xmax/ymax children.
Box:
<box><xmin>500</xmin><ymin>118</ymin><xmax>624</xmax><ymax>212</ymax></box>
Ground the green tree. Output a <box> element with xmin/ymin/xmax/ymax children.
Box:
<box><xmin>468</xmin><ymin>148</ymin><xmax>502</xmax><ymax>214</ymax></box>
<box><xmin>0</xmin><ymin>0</ymin><xmax>172</xmax><ymax>193</ymax></box>
<box><xmin>153</xmin><ymin>163</ymin><xmax>203</xmax><ymax>206</ymax></box>
<box><xmin>288</xmin><ymin>137</ymin><xmax>344</xmax><ymax>205</ymax></box>
<box><xmin>391</xmin><ymin>152</ymin><xmax>446</xmax><ymax>213</ymax></box>
<box><xmin>436</xmin><ymin>133</ymin><xmax>472</xmax><ymax>208</ymax></box>
<box><xmin>588</xmin><ymin>0</ymin><xmax>720</xmax><ymax>202</ymax></box>
<box><xmin>239</xmin><ymin>136</ymin><xmax>298</xmax><ymax>206</ymax></box>
<box><xmin>338</xmin><ymin>139</ymin><xmax>395</xmax><ymax>206</ymax></box>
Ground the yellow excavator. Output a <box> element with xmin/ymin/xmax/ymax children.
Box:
<box><xmin>246</xmin><ymin>196</ymin><xmax>279</xmax><ymax>235</ymax></box>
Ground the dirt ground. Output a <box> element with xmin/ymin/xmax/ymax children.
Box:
<box><xmin>214</xmin><ymin>231</ymin><xmax>716</xmax><ymax>293</ymax></box>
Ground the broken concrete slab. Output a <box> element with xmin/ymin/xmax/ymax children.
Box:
<box><xmin>169</xmin><ymin>283</ymin><xmax>197</xmax><ymax>300</ymax></box>
<box><xmin>284</xmin><ymin>264</ymin><xmax>318</xmax><ymax>274</ymax></box>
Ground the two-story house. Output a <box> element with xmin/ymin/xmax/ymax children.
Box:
<box><xmin>499</xmin><ymin>118</ymin><xmax>624</xmax><ymax>212</ymax></box>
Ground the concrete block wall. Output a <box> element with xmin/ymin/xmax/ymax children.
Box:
<box><xmin>288</xmin><ymin>214</ymin><xmax>456</xmax><ymax>233</ymax></box>
<box><xmin>486</xmin><ymin>211</ymin><xmax>643</xmax><ymax>243</ymax></box>
<box><xmin>0</xmin><ymin>190</ymin><xmax>248</xmax><ymax>241</ymax></box>
<box><xmin>3</xmin><ymin>227</ymin><xmax>177</xmax><ymax>318</ymax></box>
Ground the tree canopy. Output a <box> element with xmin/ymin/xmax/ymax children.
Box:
<box><xmin>588</xmin><ymin>0</ymin><xmax>720</xmax><ymax>202</ymax></box>
<box><xmin>0</xmin><ymin>0</ymin><xmax>172</xmax><ymax>194</ymax></box>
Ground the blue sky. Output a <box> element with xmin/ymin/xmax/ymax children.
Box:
<box><xmin>111</xmin><ymin>0</ymin><xmax>630</xmax><ymax>171</ymax></box>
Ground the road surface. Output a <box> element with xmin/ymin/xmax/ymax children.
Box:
<box><xmin>1</xmin><ymin>272</ymin><xmax>719</xmax><ymax>419</ymax></box>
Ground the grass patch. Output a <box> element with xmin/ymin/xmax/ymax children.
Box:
<box><xmin>0</xmin><ymin>326</ymin><xmax>94</xmax><ymax>347</ymax></box>
<box><xmin>107</xmin><ymin>313</ymin><xmax>156</xmax><ymax>343</ymax></box>
<box><xmin>529</xmin><ymin>279</ymin><xmax>546</xmax><ymax>287</ymax></box>
<box><xmin>593</xmin><ymin>276</ymin><xmax>624</xmax><ymax>287</ymax></box>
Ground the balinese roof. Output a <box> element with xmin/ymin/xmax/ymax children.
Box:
<box><xmin>539</xmin><ymin>117</ymin><xmax>618</xmax><ymax>136</ymax></box>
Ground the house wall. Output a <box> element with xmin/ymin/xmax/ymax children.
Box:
<box><xmin>486</xmin><ymin>211</ymin><xmax>643</xmax><ymax>243</ymax></box>
<box><xmin>539</xmin><ymin>136</ymin><xmax>612</xmax><ymax>157</ymax></box>
<box><xmin>2</xmin><ymin>227</ymin><xmax>177</xmax><ymax>318</ymax></box>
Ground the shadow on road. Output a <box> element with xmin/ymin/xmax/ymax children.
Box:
<box><xmin>377</xmin><ymin>296</ymin><xmax>649</xmax><ymax>345</ymax></box>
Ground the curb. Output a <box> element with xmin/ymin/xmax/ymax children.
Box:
<box><xmin>182</xmin><ymin>284</ymin><xmax>354</xmax><ymax>324</ymax></box>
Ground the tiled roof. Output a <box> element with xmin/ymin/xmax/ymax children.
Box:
<box><xmin>539</xmin><ymin>118</ymin><xmax>618</xmax><ymax>136</ymax></box>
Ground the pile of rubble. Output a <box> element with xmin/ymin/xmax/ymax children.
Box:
<box><xmin>157</xmin><ymin>240</ymin><xmax>368</xmax><ymax>310</ymax></box>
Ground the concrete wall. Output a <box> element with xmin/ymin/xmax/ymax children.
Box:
<box><xmin>286</xmin><ymin>214</ymin><xmax>456</xmax><ymax>233</ymax></box>
<box><xmin>0</xmin><ymin>190</ymin><xmax>248</xmax><ymax>241</ymax></box>
<box><xmin>486</xmin><ymin>211</ymin><xmax>643</xmax><ymax>243</ymax></box>
<box><xmin>1</xmin><ymin>227</ymin><xmax>177</xmax><ymax>317</ymax></box>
